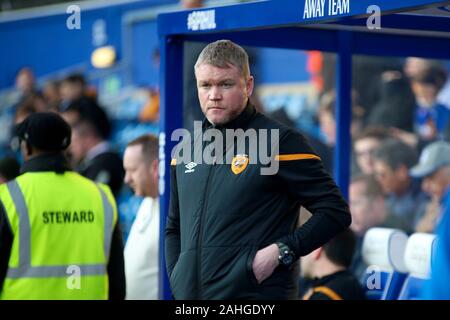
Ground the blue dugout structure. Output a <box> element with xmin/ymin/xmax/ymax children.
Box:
<box><xmin>157</xmin><ymin>0</ymin><xmax>450</xmax><ymax>299</ymax></box>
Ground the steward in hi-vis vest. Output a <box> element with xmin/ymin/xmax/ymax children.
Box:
<box><xmin>0</xmin><ymin>112</ymin><xmax>125</xmax><ymax>299</ymax></box>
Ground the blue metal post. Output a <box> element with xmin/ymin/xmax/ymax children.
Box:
<box><xmin>158</xmin><ymin>35</ymin><xmax>183</xmax><ymax>300</ymax></box>
<box><xmin>334</xmin><ymin>31</ymin><xmax>352</xmax><ymax>199</ymax></box>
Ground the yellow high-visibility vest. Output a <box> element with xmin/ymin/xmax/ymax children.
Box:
<box><xmin>0</xmin><ymin>171</ymin><xmax>117</xmax><ymax>300</ymax></box>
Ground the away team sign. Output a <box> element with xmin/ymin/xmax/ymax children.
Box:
<box><xmin>187</xmin><ymin>0</ymin><xmax>350</xmax><ymax>31</ymax></box>
<box><xmin>303</xmin><ymin>0</ymin><xmax>350</xmax><ymax>19</ymax></box>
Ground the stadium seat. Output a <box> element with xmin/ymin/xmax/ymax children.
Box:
<box><xmin>398</xmin><ymin>233</ymin><xmax>437</xmax><ymax>300</ymax></box>
<box><xmin>361</xmin><ymin>228</ymin><xmax>409</xmax><ymax>300</ymax></box>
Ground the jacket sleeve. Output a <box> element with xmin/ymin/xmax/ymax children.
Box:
<box><xmin>99</xmin><ymin>184</ymin><xmax>126</xmax><ymax>300</ymax></box>
<box><xmin>275</xmin><ymin>130</ymin><xmax>351</xmax><ymax>258</ymax></box>
<box><xmin>107</xmin><ymin>223</ymin><xmax>126</xmax><ymax>300</ymax></box>
<box><xmin>0</xmin><ymin>201</ymin><xmax>13</xmax><ymax>293</ymax></box>
<box><xmin>165</xmin><ymin>162</ymin><xmax>181</xmax><ymax>278</ymax></box>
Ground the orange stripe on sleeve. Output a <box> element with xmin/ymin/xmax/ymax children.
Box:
<box><xmin>313</xmin><ymin>286</ymin><xmax>343</xmax><ymax>300</ymax></box>
<box><xmin>275</xmin><ymin>153</ymin><xmax>321</xmax><ymax>161</ymax></box>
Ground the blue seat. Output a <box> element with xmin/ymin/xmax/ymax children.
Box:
<box><xmin>361</xmin><ymin>228</ymin><xmax>409</xmax><ymax>300</ymax></box>
<box><xmin>398</xmin><ymin>233</ymin><xmax>437</xmax><ymax>300</ymax></box>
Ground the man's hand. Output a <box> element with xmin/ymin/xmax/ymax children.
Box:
<box><xmin>251</xmin><ymin>244</ymin><xmax>279</xmax><ymax>284</ymax></box>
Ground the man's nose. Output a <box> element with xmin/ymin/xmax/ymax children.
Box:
<box><xmin>209</xmin><ymin>86</ymin><xmax>222</xmax><ymax>100</ymax></box>
<box><xmin>422</xmin><ymin>178</ymin><xmax>430</xmax><ymax>192</ymax></box>
<box><xmin>124</xmin><ymin>172</ymin><xmax>131</xmax><ymax>184</ymax></box>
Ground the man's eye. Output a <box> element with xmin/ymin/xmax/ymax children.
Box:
<box><xmin>200</xmin><ymin>83</ymin><xmax>211</xmax><ymax>88</ymax></box>
<box><xmin>222</xmin><ymin>83</ymin><xmax>233</xmax><ymax>88</ymax></box>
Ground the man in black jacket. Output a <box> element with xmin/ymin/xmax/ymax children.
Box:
<box><xmin>166</xmin><ymin>40</ymin><xmax>351</xmax><ymax>299</ymax></box>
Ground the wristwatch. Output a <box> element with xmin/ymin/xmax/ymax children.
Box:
<box><xmin>276</xmin><ymin>242</ymin><xmax>295</xmax><ymax>267</ymax></box>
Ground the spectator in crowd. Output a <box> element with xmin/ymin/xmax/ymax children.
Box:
<box><xmin>317</xmin><ymin>90</ymin><xmax>364</xmax><ymax>175</ymax></box>
<box><xmin>122</xmin><ymin>135</ymin><xmax>160</xmax><ymax>300</ymax></box>
<box><xmin>320</xmin><ymin>54</ymin><xmax>404</xmax><ymax>123</ymax></box>
<box><xmin>366</xmin><ymin>70</ymin><xmax>416</xmax><ymax>133</ymax></box>
<box><xmin>13</xmin><ymin>91</ymin><xmax>53</xmax><ymax>125</ymax></box>
<box><xmin>373</xmin><ymin>138</ymin><xmax>429</xmax><ymax>233</ymax></box>
<box><xmin>61</xmin><ymin>97</ymin><xmax>124</xmax><ymax>197</ymax></box>
<box><xmin>42</xmin><ymin>80</ymin><xmax>61</xmax><ymax>112</ymax></box>
<box><xmin>0</xmin><ymin>157</ymin><xmax>20</xmax><ymax>184</ymax></box>
<box><xmin>301</xmin><ymin>229</ymin><xmax>365</xmax><ymax>300</ymax></box>
<box><xmin>349</xmin><ymin>174</ymin><xmax>388</xmax><ymax>237</ymax></box>
<box><xmin>409</xmin><ymin>63</ymin><xmax>450</xmax><ymax>144</ymax></box>
<box><xmin>14</xmin><ymin>68</ymin><xmax>38</xmax><ymax>104</ymax></box>
<box><xmin>404</xmin><ymin>57</ymin><xmax>450</xmax><ymax>110</ymax></box>
<box><xmin>410</xmin><ymin>141</ymin><xmax>450</xmax><ymax>230</ymax></box>
<box><xmin>139</xmin><ymin>48</ymin><xmax>160</xmax><ymax>123</ymax></box>
<box><xmin>415</xmin><ymin>196</ymin><xmax>441</xmax><ymax>234</ymax></box>
<box><xmin>59</xmin><ymin>74</ymin><xmax>94</xmax><ymax>111</ymax></box>
<box><xmin>348</xmin><ymin>174</ymin><xmax>404</xmax><ymax>281</ymax></box>
<box><xmin>353</xmin><ymin>127</ymin><xmax>389</xmax><ymax>175</ymax></box>
<box><xmin>318</xmin><ymin>90</ymin><xmax>364</xmax><ymax>148</ymax></box>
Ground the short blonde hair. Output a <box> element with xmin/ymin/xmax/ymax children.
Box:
<box><xmin>194</xmin><ymin>40</ymin><xmax>250</xmax><ymax>79</ymax></box>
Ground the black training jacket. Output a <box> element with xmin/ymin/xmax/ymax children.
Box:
<box><xmin>166</xmin><ymin>104</ymin><xmax>351</xmax><ymax>299</ymax></box>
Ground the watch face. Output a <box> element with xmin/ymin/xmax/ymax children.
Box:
<box><xmin>282</xmin><ymin>254</ymin><xmax>294</xmax><ymax>266</ymax></box>
<box><xmin>278</xmin><ymin>243</ymin><xmax>294</xmax><ymax>266</ymax></box>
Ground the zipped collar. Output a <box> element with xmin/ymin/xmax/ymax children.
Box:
<box><xmin>21</xmin><ymin>153</ymin><xmax>71</xmax><ymax>174</ymax></box>
<box><xmin>203</xmin><ymin>102</ymin><xmax>256</xmax><ymax>131</ymax></box>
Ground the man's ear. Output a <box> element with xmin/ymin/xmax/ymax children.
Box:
<box><xmin>20</xmin><ymin>140</ymin><xmax>32</xmax><ymax>158</ymax></box>
<box><xmin>246</xmin><ymin>75</ymin><xmax>254</xmax><ymax>97</ymax></box>
<box><xmin>151</xmin><ymin>159</ymin><xmax>159</xmax><ymax>179</ymax></box>
<box><xmin>312</xmin><ymin>247</ymin><xmax>323</xmax><ymax>260</ymax></box>
<box><xmin>398</xmin><ymin>164</ymin><xmax>409</xmax><ymax>180</ymax></box>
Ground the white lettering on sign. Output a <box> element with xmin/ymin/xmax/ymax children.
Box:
<box><xmin>303</xmin><ymin>0</ymin><xmax>350</xmax><ymax>19</ymax></box>
<box><xmin>329</xmin><ymin>0</ymin><xmax>350</xmax><ymax>16</ymax></box>
<box><xmin>303</xmin><ymin>0</ymin><xmax>325</xmax><ymax>19</ymax></box>
<box><xmin>187</xmin><ymin>10</ymin><xmax>216</xmax><ymax>31</ymax></box>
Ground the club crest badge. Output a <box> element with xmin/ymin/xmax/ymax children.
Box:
<box><xmin>231</xmin><ymin>154</ymin><xmax>249</xmax><ymax>175</ymax></box>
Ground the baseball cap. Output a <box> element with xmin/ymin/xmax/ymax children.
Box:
<box><xmin>15</xmin><ymin>112</ymin><xmax>71</xmax><ymax>152</ymax></box>
<box><xmin>410</xmin><ymin>141</ymin><xmax>450</xmax><ymax>178</ymax></box>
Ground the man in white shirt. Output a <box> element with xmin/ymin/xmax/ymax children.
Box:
<box><xmin>123</xmin><ymin>134</ymin><xmax>159</xmax><ymax>299</ymax></box>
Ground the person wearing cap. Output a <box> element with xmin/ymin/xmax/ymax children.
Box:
<box><xmin>410</xmin><ymin>140</ymin><xmax>450</xmax><ymax>230</ymax></box>
<box><xmin>0</xmin><ymin>112</ymin><xmax>125</xmax><ymax>299</ymax></box>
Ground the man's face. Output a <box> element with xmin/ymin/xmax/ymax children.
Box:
<box><xmin>68</xmin><ymin>125</ymin><xmax>88</xmax><ymax>164</ymax></box>
<box><xmin>61</xmin><ymin>110</ymin><xmax>79</xmax><ymax>127</ymax></box>
<box><xmin>354</xmin><ymin>138</ymin><xmax>380</xmax><ymax>175</ymax></box>
<box><xmin>374</xmin><ymin>160</ymin><xmax>404</xmax><ymax>195</ymax></box>
<box><xmin>422</xmin><ymin>167</ymin><xmax>450</xmax><ymax>200</ymax></box>
<box><xmin>16</xmin><ymin>69</ymin><xmax>34</xmax><ymax>93</ymax></box>
<box><xmin>123</xmin><ymin>145</ymin><xmax>154</xmax><ymax>197</ymax></box>
<box><xmin>60</xmin><ymin>82</ymin><xmax>84</xmax><ymax>102</ymax></box>
<box><xmin>349</xmin><ymin>180</ymin><xmax>384</xmax><ymax>236</ymax></box>
<box><xmin>318</xmin><ymin>110</ymin><xmax>336</xmax><ymax>146</ymax></box>
<box><xmin>195</xmin><ymin>63</ymin><xmax>253</xmax><ymax>126</ymax></box>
